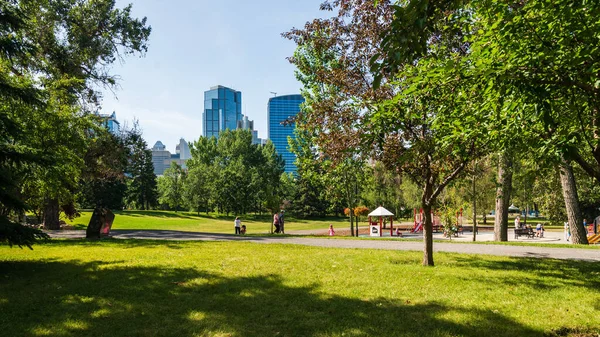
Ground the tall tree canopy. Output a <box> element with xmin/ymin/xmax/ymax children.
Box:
<box><xmin>0</xmin><ymin>0</ymin><xmax>150</xmax><ymax>246</ymax></box>
<box><xmin>286</xmin><ymin>0</ymin><xmax>495</xmax><ymax>265</ymax></box>
<box><xmin>183</xmin><ymin>130</ymin><xmax>285</xmax><ymax>216</ymax></box>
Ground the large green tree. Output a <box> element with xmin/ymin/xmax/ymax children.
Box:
<box><xmin>125</xmin><ymin>124</ymin><xmax>158</xmax><ymax>210</ymax></box>
<box><xmin>185</xmin><ymin>130</ymin><xmax>285</xmax><ymax>216</ymax></box>
<box><xmin>158</xmin><ymin>162</ymin><xmax>186</xmax><ymax>212</ymax></box>
<box><xmin>259</xmin><ymin>140</ymin><xmax>286</xmax><ymax>214</ymax></box>
<box><xmin>1</xmin><ymin>0</ymin><xmax>150</xmax><ymax>245</ymax></box>
<box><xmin>482</xmin><ymin>0</ymin><xmax>597</xmax><ymax>244</ymax></box>
<box><xmin>287</xmin><ymin>0</ymin><xmax>494</xmax><ymax>265</ymax></box>
<box><xmin>0</xmin><ymin>1</ymin><xmax>48</xmax><ymax>245</ymax></box>
<box><xmin>185</xmin><ymin>136</ymin><xmax>217</xmax><ymax>214</ymax></box>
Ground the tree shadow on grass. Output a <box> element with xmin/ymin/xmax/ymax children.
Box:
<box><xmin>438</xmin><ymin>255</ymin><xmax>600</xmax><ymax>292</ymax></box>
<box><xmin>39</xmin><ymin>238</ymin><xmax>195</xmax><ymax>250</ymax></box>
<box><xmin>0</xmin><ymin>259</ymin><xmax>545</xmax><ymax>337</ymax></box>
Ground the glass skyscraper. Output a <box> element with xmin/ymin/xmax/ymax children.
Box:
<box><xmin>268</xmin><ymin>94</ymin><xmax>305</xmax><ymax>174</ymax></box>
<box><xmin>95</xmin><ymin>111</ymin><xmax>120</xmax><ymax>135</ymax></box>
<box><xmin>203</xmin><ymin>85</ymin><xmax>242</xmax><ymax>138</ymax></box>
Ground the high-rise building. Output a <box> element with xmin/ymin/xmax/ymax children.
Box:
<box><xmin>96</xmin><ymin>111</ymin><xmax>120</xmax><ymax>135</ymax></box>
<box><xmin>268</xmin><ymin>94</ymin><xmax>305</xmax><ymax>174</ymax></box>
<box><xmin>203</xmin><ymin>85</ymin><xmax>242</xmax><ymax>138</ymax></box>
<box><xmin>237</xmin><ymin>115</ymin><xmax>261</xmax><ymax>145</ymax></box>
<box><xmin>175</xmin><ymin>138</ymin><xmax>191</xmax><ymax>160</ymax></box>
<box><xmin>151</xmin><ymin>141</ymin><xmax>171</xmax><ymax>175</ymax></box>
<box><xmin>151</xmin><ymin>138</ymin><xmax>191</xmax><ymax>176</ymax></box>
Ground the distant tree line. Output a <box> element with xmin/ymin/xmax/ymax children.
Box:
<box><xmin>157</xmin><ymin>129</ymin><xmax>287</xmax><ymax>216</ymax></box>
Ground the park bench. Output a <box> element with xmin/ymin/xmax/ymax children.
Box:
<box><xmin>514</xmin><ymin>228</ymin><xmax>535</xmax><ymax>239</ymax></box>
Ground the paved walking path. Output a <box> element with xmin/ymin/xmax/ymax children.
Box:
<box><xmin>46</xmin><ymin>230</ymin><xmax>600</xmax><ymax>262</ymax></box>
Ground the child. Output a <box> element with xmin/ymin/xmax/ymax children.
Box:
<box><xmin>396</xmin><ymin>227</ymin><xmax>402</xmax><ymax>237</ymax></box>
<box><xmin>328</xmin><ymin>224</ymin><xmax>335</xmax><ymax>236</ymax></box>
<box><xmin>240</xmin><ymin>225</ymin><xmax>246</xmax><ymax>235</ymax></box>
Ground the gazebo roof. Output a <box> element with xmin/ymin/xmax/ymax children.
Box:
<box><xmin>508</xmin><ymin>204</ymin><xmax>520</xmax><ymax>211</ymax></box>
<box><xmin>368</xmin><ymin>206</ymin><xmax>394</xmax><ymax>217</ymax></box>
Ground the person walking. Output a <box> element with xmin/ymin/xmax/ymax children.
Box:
<box><xmin>279</xmin><ymin>210</ymin><xmax>285</xmax><ymax>234</ymax></box>
<box><xmin>234</xmin><ymin>217</ymin><xmax>242</xmax><ymax>235</ymax></box>
<box><xmin>273</xmin><ymin>213</ymin><xmax>280</xmax><ymax>234</ymax></box>
<box><xmin>328</xmin><ymin>224</ymin><xmax>335</xmax><ymax>236</ymax></box>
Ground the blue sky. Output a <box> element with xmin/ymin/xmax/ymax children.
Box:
<box><xmin>100</xmin><ymin>0</ymin><xmax>326</xmax><ymax>152</ymax></box>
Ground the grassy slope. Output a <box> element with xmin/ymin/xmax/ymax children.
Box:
<box><xmin>65</xmin><ymin>210</ymin><xmax>351</xmax><ymax>234</ymax></box>
<box><xmin>0</xmin><ymin>240</ymin><xmax>598</xmax><ymax>337</ymax></box>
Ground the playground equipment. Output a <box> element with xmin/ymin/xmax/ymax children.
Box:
<box><xmin>587</xmin><ymin>234</ymin><xmax>600</xmax><ymax>244</ymax></box>
<box><xmin>412</xmin><ymin>208</ymin><xmax>442</xmax><ymax>233</ymax></box>
<box><xmin>368</xmin><ymin>206</ymin><xmax>394</xmax><ymax>237</ymax></box>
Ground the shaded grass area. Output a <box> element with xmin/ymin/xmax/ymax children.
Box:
<box><xmin>1</xmin><ymin>240</ymin><xmax>598</xmax><ymax>336</ymax></box>
<box><xmin>66</xmin><ymin>210</ymin><xmax>349</xmax><ymax>234</ymax></box>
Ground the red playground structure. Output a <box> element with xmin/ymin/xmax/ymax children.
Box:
<box><xmin>412</xmin><ymin>208</ymin><xmax>441</xmax><ymax>233</ymax></box>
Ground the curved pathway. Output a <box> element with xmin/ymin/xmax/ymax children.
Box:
<box><xmin>46</xmin><ymin>230</ymin><xmax>600</xmax><ymax>262</ymax></box>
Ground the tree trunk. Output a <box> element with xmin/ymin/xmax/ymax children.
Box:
<box><xmin>43</xmin><ymin>198</ymin><xmax>60</xmax><ymax>230</ymax></box>
<box><xmin>422</xmin><ymin>202</ymin><xmax>434</xmax><ymax>266</ymax></box>
<box><xmin>558</xmin><ymin>159</ymin><xmax>589</xmax><ymax>244</ymax></box>
<box><xmin>19</xmin><ymin>210</ymin><xmax>26</xmax><ymax>225</ymax></box>
<box><xmin>472</xmin><ymin>173</ymin><xmax>477</xmax><ymax>242</ymax></box>
<box><xmin>349</xmin><ymin>208</ymin><xmax>354</xmax><ymax>237</ymax></box>
<box><xmin>494</xmin><ymin>152</ymin><xmax>512</xmax><ymax>241</ymax></box>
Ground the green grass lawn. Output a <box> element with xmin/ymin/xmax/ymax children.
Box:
<box><xmin>65</xmin><ymin>210</ymin><xmax>351</xmax><ymax>234</ymax></box>
<box><xmin>1</xmin><ymin>240</ymin><xmax>598</xmax><ymax>337</ymax></box>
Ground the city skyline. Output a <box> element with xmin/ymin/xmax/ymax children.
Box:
<box><xmin>98</xmin><ymin>0</ymin><xmax>327</xmax><ymax>150</ymax></box>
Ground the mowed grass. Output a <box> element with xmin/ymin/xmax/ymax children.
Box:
<box><xmin>1</xmin><ymin>240</ymin><xmax>598</xmax><ymax>337</ymax></box>
<box><xmin>65</xmin><ymin>210</ymin><xmax>353</xmax><ymax>234</ymax></box>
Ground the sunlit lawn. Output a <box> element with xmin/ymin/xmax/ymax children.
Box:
<box><xmin>65</xmin><ymin>210</ymin><xmax>353</xmax><ymax>234</ymax></box>
<box><xmin>63</xmin><ymin>210</ymin><xmax>572</xmax><ymax>234</ymax></box>
<box><xmin>0</xmin><ymin>240</ymin><xmax>598</xmax><ymax>337</ymax></box>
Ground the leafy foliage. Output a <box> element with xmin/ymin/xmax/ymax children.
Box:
<box><xmin>124</xmin><ymin>124</ymin><xmax>158</xmax><ymax>210</ymax></box>
<box><xmin>179</xmin><ymin>130</ymin><xmax>286</xmax><ymax>216</ymax></box>
<box><xmin>158</xmin><ymin>162</ymin><xmax>186</xmax><ymax>212</ymax></box>
<box><xmin>0</xmin><ymin>0</ymin><xmax>150</xmax><ymax>246</ymax></box>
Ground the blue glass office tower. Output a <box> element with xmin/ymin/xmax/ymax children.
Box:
<box><xmin>268</xmin><ymin>94</ymin><xmax>305</xmax><ymax>174</ymax></box>
<box><xmin>95</xmin><ymin>111</ymin><xmax>120</xmax><ymax>135</ymax></box>
<box><xmin>203</xmin><ymin>85</ymin><xmax>242</xmax><ymax>138</ymax></box>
